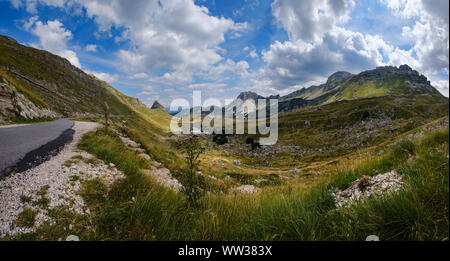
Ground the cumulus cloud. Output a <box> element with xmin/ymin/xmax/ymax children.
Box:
<box><xmin>271</xmin><ymin>0</ymin><xmax>355</xmax><ymax>43</ymax></box>
<box><xmin>12</xmin><ymin>0</ymin><xmax>250</xmax><ymax>89</ymax></box>
<box><xmin>129</xmin><ymin>72</ymin><xmax>148</xmax><ymax>79</ymax></box>
<box><xmin>149</xmin><ymin>70</ymin><xmax>193</xmax><ymax>85</ymax></box>
<box><xmin>63</xmin><ymin>0</ymin><xmax>246</xmax><ymax>74</ymax></box>
<box><xmin>207</xmin><ymin>59</ymin><xmax>250</xmax><ymax>80</ymax></box>
<box><xmin>258</xmin><ymin>28</ymin><xmax>392</xmax><ymax>90</ymax></box>
<box><xmin>23</xmin><ymin>16</ymin><xmax>81</xmax><ymax>68</ymax></box>
<box><xmin>254</xmin><ymin>0</ymin><xmax>448</xmax><ymax>96</ymax></box>
<box><xmin>430</xmin><ymin>78</ymin><xmax>449</xmax><ymax>97</ymax></box>
<box><xmin>381</xmin><ymin>0</ymin><xmax>449</xmax><ymax>75</ymax></box>
<box><xmin>85</xmin><ymin>44</ymin><xmax>97</xmax><ymax>52</ymax></box>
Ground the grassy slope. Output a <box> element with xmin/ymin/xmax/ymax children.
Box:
<box><xmin>0</xmin><ymin>35</ymin><xmax>146</xmax><ymax>118</ymax></box>
<box><xmin>226</xmin><ymin>95</ymin><xmax>448</xmax><ymax>170</ymax></box>
<box><xmin>11</xmin><ymin>123</ymin><xmax>448</xmax><ymax>241</ymax></box>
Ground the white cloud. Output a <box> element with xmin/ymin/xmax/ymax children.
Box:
<box><xmin>430</xmin><ymin>78</ymin><xmax>449</xmax><ymax>97</ymax></box>
<box><xmin>67</xmin><ymin>0</ymin><xmax>245</xmax><ymax>74</ymax></box>
<box><xmin>129</xmin><ymin>72</ymin><xmax>148</xmax><ymax>79</ymax></box>
<box><xmin>9</xmin><ymin>0</ymin><xmax>67</xmax><ymax>14</ymax></box>
<box><xmin>243</xmin><ymin>46</ymin><xmax>258</xmax><ymax>59</ymax></box>
<box><xmin>254</xmin><ymin>0</ymin><xmax>448</xmax><ymax>97</ymax></box>
<box><xmin>249</xmin><ymin>50</ymin><xmax>258</xmax><ymax>59</ymax></box>
<box><xmin>207</xmin><ymin>59</ymin><xmax>250</xmax><ymax>80</ymax></box>
<box><xmin>271</xmin><ymin>0</ymin><xmax>355</xmax><ymax>43</ymax></box>
<box><xmin>85</xmin><ymin>44</ymin><xmax>97</xmax><ymax>52</ymax></box>
<box><xmin>384</xmin><ymin>0</ymin><xmax>449</xmax><ymax>75</ymax></box>
<box><xmin>257</xmin><ymin>27</ymin><xmax>391</xmax><ymax>91</ymax></box>
<box><xmin>149</xmin><ymin>70</ymin><xmax>193</xmax><ymax>85</ymax></box>
<box><xmin>87</xmin><ymin>71</ymin><xmax>118</xmax><ymax>83</ymax></box>
<box><xmin>23</xmin><ymin>16</ymin><xmax>81</xmax><ymax>68</ymax></box>
<box><xmin>379</xmin><ymin>0</ymin><xmax>449</xmax><ymax>96</ymax></box>
<box><xmin>138</xmin><ymin>90</ymin><xmax>157</xmax><ymax>96</ymax></box>
<box><xmin>13</xmin><ymin>0</ymin><xmax>249</xmax><ymax>84</ymax></box>
<box><xmin>188</xmin><ymin>83</ymin><xmax>227</xmax><ymax>89</ymax></box>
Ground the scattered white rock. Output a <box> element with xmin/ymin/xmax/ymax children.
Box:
<box><xmin>233</xmin><ymin>160</ymin><xmax>241</xmax><ymax>165</ymax></box>
<box><xmin>288</xmin><ymin>168</ymin><xmax>299</xmax><ymax>174</ymax></box>
<box><xmin>254</xmin><ymin>178</ymin><xmax>267</xmax><ymax>184</ymax></box>
<box><xmin>118</xmin><ymin>133</ymin><xmax>182</xmax><ymax>192</ymax></box>
<box><xmin>0</xmin><ymin>121</ymin><xmax>125</xmax><ymax>238</ymax></box>
<box><xmin>366</xmin><ymin>235</ymin><xmax>380</xmax><ymax>241</ymax></box>
<box><xmin>332</xmin><ymin>170</ymin><xmax>404</xmax><ymax>208</ymax></box>
<box><xmin>138</xmin><ymin>153</ymin><xmax>151</xmax><ymax>160</ymax></box>
<box><xmin>141</xmin><ymin>168</ymin><xmax>182</xmax><ymax>191</ymax></box>
<box><xmin>234</xmin><ymin>185</ymin><xmax>260</xmax><ymax>194</ymax></box>
<box><xmin>66</xmin><ymin>235</ymin><xmax>79</xmax><ymax>241</ymax></box>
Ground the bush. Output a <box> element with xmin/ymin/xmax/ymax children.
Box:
<box><xmin>213</xmin><ymin>134</ymin><xmax>228</xmax><ymax>145</ymax></box>
<box><xmin>178</xmin><ymin>135</ymin><xmax>206</xmax><ymax>207</ymax></box>
<box><xmin>245</xmin><ymin>137</ymin><xmax>254</xmax><ymax>144</ymax></box>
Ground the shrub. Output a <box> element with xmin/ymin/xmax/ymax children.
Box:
<box><xmin>213</xmin><ymin>134</ymin><xmax>228</xmax><ymax>145</ymax></box>
<box><xmin>177</xmin><ymin>135</ymin><xmax>206</xmax><ymax>207</ymax></box>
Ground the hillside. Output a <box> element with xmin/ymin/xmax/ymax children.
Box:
<box><xmin>265</xmin><ymin>65</ymin><xmax>445</xmax><ymax>112</ymax></box>
<box><xmin>280</xmin><ymin>71</ymin><xmax>353</xmax><ymax>102</ymax></box>
<box><xmin>0</xmin><ymin>34</ymin><xmax>165</xmax><ymax>124</ymax></box>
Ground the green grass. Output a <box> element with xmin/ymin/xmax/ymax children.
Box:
<box><xmin>15</xmin><ymin>208</ymin><xmax>37</xmax><ymax>228</ymax></box>
<box><xmin>53</xmin><ymin>126</ymin><xmax>448</xmax><ymax>241</ymax></box>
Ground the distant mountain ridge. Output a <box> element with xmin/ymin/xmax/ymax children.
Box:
<box><xmin>229</xmin><ymin>64</ymin><xmax>445</xmax><ymax>113</ymax></box>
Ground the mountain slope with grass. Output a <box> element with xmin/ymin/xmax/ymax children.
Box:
<box><xmin>0</xmin><ymin>34</ymin><xmax>168</xmax><ymax>124</ymax></box>
<box><xmin>0</xmin><ymin>34</ymin><xmax>179</xmax><ymax>171</ymax></box>
<box><xmin>275</xmin><ymin>65</ymin><xmax>445</xmax><ymax>112</ymax></box>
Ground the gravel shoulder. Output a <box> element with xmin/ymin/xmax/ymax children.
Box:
<box><xmin>0</xmin><ymin>121</ymin><xmax>124</xmax><ymax>238</ymax></box>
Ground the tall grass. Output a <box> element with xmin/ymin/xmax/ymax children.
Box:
<box><xmin>73</xmin><ymin>127</ymin><xmax>448</xmax><ymax>241</ymax></box>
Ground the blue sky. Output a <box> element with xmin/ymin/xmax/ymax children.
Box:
<box><xmin>0</xmin><ymin>0</ymin><xmax>448</xmax><ymax>106</ymax></box>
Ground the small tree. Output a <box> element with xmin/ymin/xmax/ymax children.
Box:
<box><xmin>178</xmin><ymin>135</ymin><xmax>206</xmax><ymax>207</ymax></box>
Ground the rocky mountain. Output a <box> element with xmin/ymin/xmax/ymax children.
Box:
<box><xmin>281</xmin><ymin>71</ymin><xmax>353</xmax><ymax>102</ymax></box>
<box><xmin>325</xmin><ymin>65</ymin><xmax>443</xmax><ymax>103</ymax></box>
<box><xmin>0</xmin><ymin>34</ymin><xmax>157</xmax><ymax>123</ymax></box>
<box><xmin>236</xmin><ymin>91</ymin><xmax>265</xmax><ymax>102</ymax></box>
<box><xmin>151</xmin><ymin>100</ymin><xmax>165</xmax><ymax>110</ymax></box>
<box><xmin>230</xmin><ymin>65</ymin><xmax>446</xmax><ymax>113</ymax></box>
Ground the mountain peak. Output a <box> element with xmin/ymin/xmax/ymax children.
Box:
<box><xmin>151</xmin><ymin>100</ymin><xmax>165</xmax><ymax>109</ymax></box>
<box><xmin>325</xmin><ymin>71</ymin><xmax>353</xmax><ymax>90</ymax></box>
<box><xmin>237</xmin><ymin>91</ymin><xmax>265</xmax><ymax>101</ymax></box>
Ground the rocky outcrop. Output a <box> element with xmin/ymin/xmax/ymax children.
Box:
<box><xmin>0</xmin><ymin>77</ymin><xmax>59</xmax><ymax>123</ymax></box>
<box><xmin>324</xmin><ymin>71</ymin><xmax>353</xmax><ymax>91</ymax></box>
<box><xmin>151</xmin><ymin>100</ymin><xmax>165</xmax><ymax>110</ymax></box>
<box><xmin>237</xmin><ymin>91</ymin><xmax>265</xmax><ymax>102</ymax></box>
<box><xmin>332</xmin><ymin>170</ymin><xmax>404</xmax><ymax>208</ymax></box>
<box><xmin>350</xmin><ymin>64</ymin><xmax>430</xmax><ymax>85</ymax></box>
<box><xmin>282</xmin><ymin>71</ymin><xmax>353</xmax><ymax>101</ymax></box>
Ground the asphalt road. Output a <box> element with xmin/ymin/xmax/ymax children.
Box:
<box><xmin>0</xmin><ymin>119</ymin><xmax>74</xmax><ymax>177</ymax></box>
